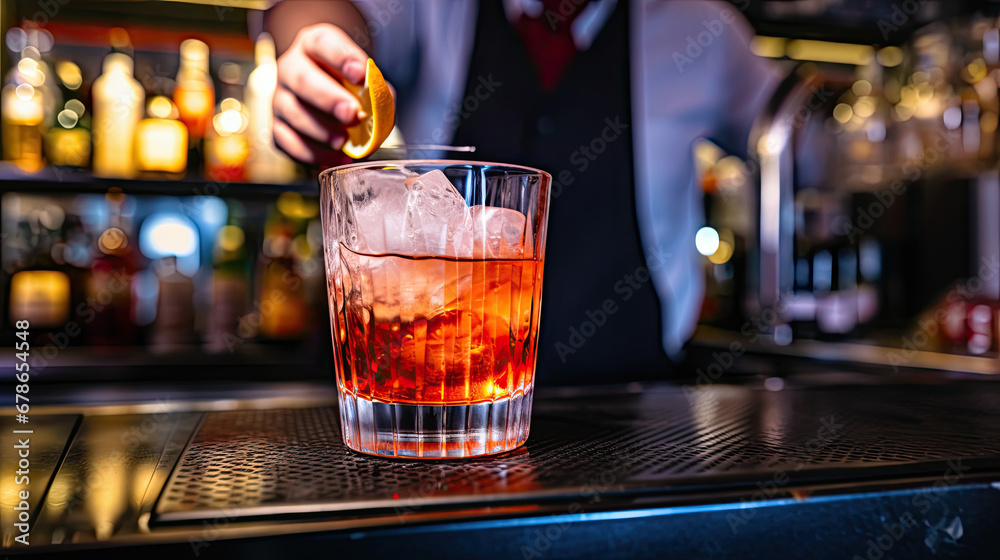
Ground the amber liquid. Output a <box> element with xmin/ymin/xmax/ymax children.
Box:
<box><xmin>2</xmin><ymin>122</ymin><xmax>44</xmax><ymax>173</ymax></box>
<box><xmin>331</xmin><ymin>244</ymin><xmax>544</xmax><ymax>406</ymax></box>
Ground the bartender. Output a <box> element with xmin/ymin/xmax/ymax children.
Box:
<box><xmin>262</xmin><ymin>0</ymin><xmax>778</xmax><ymax>384</ymax></box>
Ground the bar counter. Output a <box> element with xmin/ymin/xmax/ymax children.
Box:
<box><xmin>4</xmin><ymin>379</ymin><xmax>1000</xmax><ymax>559</ymax></box>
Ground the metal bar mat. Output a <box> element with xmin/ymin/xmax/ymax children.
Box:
<box><xmin>155</xmin><ymin>383</ymin><xmax>1000</xmax><ymax>523</ymax></box>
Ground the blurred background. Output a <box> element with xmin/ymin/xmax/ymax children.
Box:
<box><xmin>4</xmin><ymin>0</ymin><xmax>1000</xmax><ymax>388</ymax></box>
<box><xmin>6</xmin><ymin>2</ymin><xmax>1000</xmax><ymax>555</ymax></box>
<box><xmin>1</xmin><ymin>0</ymin><xmax>332</xmax><ymax>385</ymax></box>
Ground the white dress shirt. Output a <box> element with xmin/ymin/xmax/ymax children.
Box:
<box><xmin>348</xmin><ymin>0</ymin><xmax>779</xmax><ymax>357</ymax></box>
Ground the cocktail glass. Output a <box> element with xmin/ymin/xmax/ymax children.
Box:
<box><xmin>319</xmin><ymin>160</ymin><xmax>551</xmax><ymax>458</ymax></box>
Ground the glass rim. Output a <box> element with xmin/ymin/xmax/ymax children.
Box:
<box><xmin>319</xmin><ymin>159</ymin><xmax>552</xmax><ymax>181</ymax></box>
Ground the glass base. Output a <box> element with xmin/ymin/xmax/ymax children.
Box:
<box><xmin>337</xmin><ymin>389</ymin><xmax>533</xmax><ymax>458</ymax></box>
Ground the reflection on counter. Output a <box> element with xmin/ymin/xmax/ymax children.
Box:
<box><xmin>0</xmin><ymin>415</ymin><xmax>78</xmax><ymax>547</ymax></box>
<box><xmin>26</xmin><ymin>412</ymin><xmax>199</xmax><ymax>545</ymax></box>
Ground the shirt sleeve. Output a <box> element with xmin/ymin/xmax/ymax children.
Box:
<box><xmin>350</xmin><ymin>1</ymin><xmax>420</xmax><ymax>88</ymax></box>
<box><xmin>631</xmin><ymin>0</ymin><xmax>780</xmax><ymax>357</ymax></box>
<box><xmin>352</xmin><ymin>1</ymin><xmax>476</xmax><ymax>150</ymax></box>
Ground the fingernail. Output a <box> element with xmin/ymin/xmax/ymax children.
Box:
<box><xmin>357</xmin><ymin>109</ymin><xmax>369</xmax><ymax>120</ymax></box>
<box><xmin>335</xmin><ymin>101</ymin><xmax>362</xmax><ymax>124</ymax></box>
<box><xmin>343</xmin><ymin>60</ymin><xmax>365</xmax><ymax>84</ymax></box>
<box><xmin>331</xmin><ymin>136</ymin><xmax>346</xmax><ymax>150</ymax></box>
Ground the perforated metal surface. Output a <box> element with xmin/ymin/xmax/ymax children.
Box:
<box><xmin>155</xmin><ymin>383</ymin><xmax>1000</xmax><ymax>523</ymax></box>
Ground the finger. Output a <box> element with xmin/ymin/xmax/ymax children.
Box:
<box><xmin>274</xmin><ymin>118</ymin><xmax>352</xmax><ymax>167</ymax></box>
<box><xmin>273</xmin><ymin>87</ymin><xmax>347</xmax><ymax>148</ymax></box>
<box><xmin>277</xmin><ymin>55</ymin><xmax>362</xmax><ymax>125</ymax></box>
<box><xmin>301</xmin><ymin>24</ymin><xmax>369</xmax><ymax>85</ymax></box>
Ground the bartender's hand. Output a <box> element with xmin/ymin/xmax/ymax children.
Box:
<box><xmin>273</xmin><ymin>23</ymin><xmax>372</xmax><ymax>166</ymax></box>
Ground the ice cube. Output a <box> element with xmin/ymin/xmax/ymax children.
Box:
<box><xmin>470</xmin><ymin>206</ymin><xmax>530</xmax><ymax>259</ymax></box>
<box><xmin>400</xmin><ymin>169</ymin><xmax>472</xmax><ymax>257</ymax></box>
<box><xmin>378</xmin><ymin>185</ymin><xmax>411</xmax><ymax>254</ymax></box>
<box><xmin>349</xmin><ymin>168</ymin><xmax>410</xmax><ymax>254</ymax></box>
<box><xmin>348</xmin><ymin>169</ymin><xmax>530</xmax><ymax>260</ymax></box>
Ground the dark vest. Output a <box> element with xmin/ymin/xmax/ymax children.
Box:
<box><xmin>452</xmin><ymin>0</ymin><xmax>671</xmax><ymax>384</ymax></box>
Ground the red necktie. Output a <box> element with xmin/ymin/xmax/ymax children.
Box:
<box><xmin>514</xmin><ymin>0</ymin><xmax>588</xmax><ymax>91</ymax></box>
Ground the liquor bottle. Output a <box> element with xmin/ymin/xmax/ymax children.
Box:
<box><xmin>87</xmin><ymin>226</ymin><xmax>137</xmax><ymax>345</ymax></box>
<box><xmin>173</xmin><ymin>39</ymin><xmax>215</xmax><ymax>140</ymax></box>
<box><xmin>46</xmin><ymin>100</ymin><xmax>91</xmax><ymax>168</ymax></box>
<box><xmin>8</xmin><ymin>221</ymin><xmax>70</xmax><ymax>329</ymax></box>
<box><xmin>151</xmin><ymin>256</ymin><xmax>196</xmax><ymax>349</ymax></box>
<box><xmin>217</xmin><ymin>61</ymin><xmax>244</xmax><ymax>102</ymax></box>
<box><xmin>205</xmin><ymin>98</ymin><xmax>250</xmax><ymax>181</ymax></box>
<box><xmin>1</xmin><ymin>51</ymin><xmax>46</xmax><ymax>173</ymax></box>
<box><xmin>45</xmin><ymin>60</ymin><xmax>90</xmax><ymax>168</ymax></box>
<box><xmin>135</xmin><ymin>96</ymin><xmax>188</xmax><ymax>178</ymax></box>
<box><xmin>85</xmin><ymin>186</ymin><xmax>139</xmax><ymax>345</ymax></box>
<box><xmin>257</xmin><ymin>206</ymin><xmax>309</xmax><ymax>339</ymax></box>
<box><xmin>245</xmin><ymin>33</ymin><xmax>297</xmax><ymax>184</ymax></box>
<box><xmin>207</xmin><ymin>221</ymin><xmax>250</xmax><ymax>352</ymax></box>
<box><xmin>55</xmin><ymin>213</ymin><xmax>93</xmax><ymax>330</ymax></box>
<box><xmin>92</xmin><ymin>53</ymin><xmax>144</xmax><ymax>178</ymax></box>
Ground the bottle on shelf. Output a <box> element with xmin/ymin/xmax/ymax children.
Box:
<box><xmin>8</xmin><ymin>218</ymin><xmax>70</xmax><ymax>329</ymax></box>
<box><xmin>207</xmin><ymin>219</ymin><xmax>251</xmax><ymax>352</ymax></box>
<box><xmin>135</xmin><ymin>96</ymin><xmax>188</xmax><ymax>179</ymax></box>
<box><xmin>245</xmin><ymin>33</ymin><xmax>298</xmax><ymax>184</ymax></box>
<box><xmin>2</xmin><ymin>49</ymin><xmax>47</xmax><ymax>173</ymax></box>
<box><xmin>92</xmin><ymin>53</ymin><xmax>144</xmax><ymax>178</ymax></box>
<box><xmin>46</xmin><ymin>60</ymin><xmax>90</xmax><ymax>168</ymax></box>
<box><xmin>87</xmin><ymin>226</ymin><xmax>138</xmax><ymax>345</ymax></box>
<box><xmin>205</xmin><ymin>98</ymin><xmax>250</xmax><ymax>182</ymax></box>
<box><xmin>217</xmin><ymin>61</ymin><xmax>244</xmax><ymax>102</ymax></box>
<box><xmin>173</xmin><ymin>39</ymin><xmax>215</xmax><ymax>140</ymax></box>
<box><xmin>85</xmin><ymin>188</ymin><xmax>139</xmax><ymax>345</ymax></box>
<box><xmin>46</xmin><ymin>99</ymin><xmax>91</xmax><ymax>168</ymax></box>
<box><xmin>257</xmin><ymin>203</ymin><xmax>309</xmax><ymax>340</ymax></box>
<box><xmin>151</xmin><ymin>256</ymin><xmax>196</xmax><ymax>349</ymax></box>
